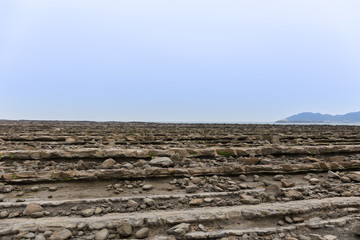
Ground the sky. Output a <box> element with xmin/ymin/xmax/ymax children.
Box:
<box><xmin>1</xmin><ymin>1</ymin><xmax>360</xmax><ymax>122</ymax></box>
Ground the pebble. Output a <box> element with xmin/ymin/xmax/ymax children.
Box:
<box><xmin>353</xmin><ymin>222</ymin><xmax>360</xmax><ymax>235</ymax></box>
<box><xmin>189</xmin><ymin>198</ymin><xmax>203</xmax><ymax>206</ymax></box>
<box><xmin>101</xmin><ymin>158</ymin><xmax>116</xmax><ymax>169</ymax></box>
<box><xmin>80</xmin><ymin>208</ymin><xmax>95</xmax><ymax>217</ymax></box>
<box><xmin>49</xmin><ymin>229</ymin><xmax>72</xmax><ymax>240</ymax></box>
<box><xmin>186</xmin><ymin>185</ymin><xmax>198</xmax><ymax>193</ymax></box>
<box><xmin>274</xmin><ymin>175</ymin><xmax>284</xmax><ymax>181</ymax></box>
<box><xmin>143</xmin><ymin>198</ymin><xmax>155</xmax><ymax>206</ymax></box>
<box><xmin>323</xmin><ymin>234</ymin><xmax>337</xmax><ymax>240</ymax></box>
<box><xmin>327</xmin><ymin>171</ymin><xmax>340</xmax><ymax>179</ymax></box>
<box><xmin>167</xmin><ymin>223</ymin><xmax>190</xmax><ymax>235</ymax></box>
<box><xmin>35</xmin><ymin>234</ymin><xmax>46</xmax><ymax>240</ymax></box>
<box><xmin>340</xmin><ymin>176</ymin><xmax>351</xmax><ymax>183</ymax></box>
<box><xmin>94</xmin><ymin>207</ymin><xmax>103</xmax><ymax>215</ymax></box>
<box><xmin>0</xmin><ymin>210</ymin><xmax>9</xmax><ymax>218</ymax></box>
<box><xmin>284</xmin><ymin>216</ymin><xmax>293</xmax><ymax>223</ymax></box>
<box><xmin>309</xmin><ymin>178</ymin><xmax>320</xmax><ymax>185</ymax></box>
<box><xmin>117</xmin><ymin>222</ymin><xmax>133</xmax><ymax>237</ymax></box>
<box><xmin>24</xmin><ymin>232</ymin><xmax>36</xmax><ymax>238</ymax></box>
<box><xmin>239</xmin><ymin>175</ymin><xmax>247</xmax><ymax>181</ymax></box>
<box><xmin>30</xmin><ymin>186</ymin><xmax>39</xmax><ymax>192</ymax></box>
<box><xmin>281</xmin><ymin>179</ymin><xmax>295</xmax><ymax>188</ymax></box>
<box><xmin>142</xmin><ymin>184</ymin><xmax>153</xmax><ymax>191</ymax></box>
<box><xmin>135</xmin><ymin>227</ymin><xmax>150</xmax><ymax>239</ymax></box>
<box><xmin>265</xmin><ymin>184</ymin><xmax>282</xmax><ymax>197</ymax></box>
<box><xmin>95</xmin><ymin>229</ymin><xmax>109</xmax><ymax>240</ymax></box>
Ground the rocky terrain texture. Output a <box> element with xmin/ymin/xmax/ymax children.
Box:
<box><xmin>0</xmin><ymin>120</ymin><xmax>359</xmax><ymax>240</ymax></box>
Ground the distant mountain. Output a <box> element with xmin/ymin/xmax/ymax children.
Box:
<box><xmin>277</xmin><ymin>111</ymin><xmax>360</xmax><ymax>123</ymax></box>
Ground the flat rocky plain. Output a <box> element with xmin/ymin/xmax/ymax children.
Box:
<box><xmin>0</xmin><ymin>121</ymin><xmax>359</xmax><ymax>240</ymax></box>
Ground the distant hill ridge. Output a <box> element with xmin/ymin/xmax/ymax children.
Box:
<box><xmin>277</xmin><ymin>111</ymin><xmax>360</xmax><ymax>123</ymax></box>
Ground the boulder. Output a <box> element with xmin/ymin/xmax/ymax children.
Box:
<box><xmin>117</xmin><ymin>222</ymin><xmax>132</xmax><ymax>237</ymax></box>
<box><xmin>102</xmin><ymin>158</ymin><xmax>116</xmax><ymax>169</ymax></box>
<box><xmin>23</xmin><ymin>203</ymin><xmax>44</xmax><ymax>216</ymax></box>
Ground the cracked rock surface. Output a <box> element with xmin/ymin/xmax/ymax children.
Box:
<box><xmin>0</xmin><ymin>121</ymin><xmax>360</xmax><ymax>239</ymax></box>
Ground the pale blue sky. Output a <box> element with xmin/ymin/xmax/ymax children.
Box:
<box><xmin>1</xmin><ymin>1</ymin><xmax>360</xmax><ymax>122</ymax></box>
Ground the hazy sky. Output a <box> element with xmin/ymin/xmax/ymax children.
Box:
<box><xmin>1</xmin><ymin>1</ymin><xmax>360</xmax><ymax>122</ymax></box>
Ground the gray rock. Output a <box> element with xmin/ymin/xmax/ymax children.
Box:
<box><xmin>94</xmin><ymin>207</ymin><xmax>102</xmax><ymax>215</ymax></box>
<box><xmin>127</xmin><ymin>200</ymin><xmax>139</xmax><ymax>208</ymax></box>
<box><xmin>281</xmin><ymin>179</ymin><xmax>295</xmax><ymax>188</ymax></box>
<box><xmin>309</xmin><ymin>178</ymin><xmax>320</xmax><ymax>185</ymax></box>
<box><xmin>35</xmin><ymin>234</ymin><xmax>46</xmax><ymax>240</ymax></box>
<box><xmin>265</xmin><ymin>184</ymin><xmax>281</xmax><ymax>197</ymax></box>
<box><xmin>340</xmin><ymin>176</ymin><xmax>351</xmax><ymax>183</ymax></box>
<box><xmin>135</xmin><ymin>228</ymin><xmax>150</xmax><ymax>239</ymax></box>
<box><xmin>142</xmin><ymin>184</ymin><xmax>153</xmax><ymax>191</ymax></box>
<box><xmin>117</xmin><ymin>222</ymin><xmax>132</xmax><ymax>237</ymax></box>
<box><xmin>44</xmin><ymin>231</ymin><xmax>53</xmax><ymax>237</ymax></box>
<box><xmin>186</xmin><ymin>185</ymin><xmax>198</xmax><ymax>193</ymax></box>
<box><xmin>274</xmin><ymin>175</ymin><xmax>284</xmax><ymax>181</ymax></box>
<box><xmin>95</xmin><ymin>229</ymin><xmax>109</xmax><ymax>240</ymax></box>
<box><xmin>102</xmin><ymin>158</ymin><xmax>116</xmax><ymax>169</ymax></box>
<box><xmin>239</xmin><ymin>174</ymin><xmax>247</xmax><ymax>181</ymax></box>
<box><xmin>353</xmin><ymin>223</ymin><xmax>360</xmax><ymax>235</ymax></box>
<box><xmin>149</xmin><ymin>157</ymin><xmax>173</xmax><ymax>167</ymax></box>
<box><xmin>284</xmin><ymin>216</ymin><xmax>293</xmax><ymax>223</ymax></box>
<box><xmin>298</xmin><ymin>234</ymin><xmax>311</xmax><ymax>240</ymax></box>
<box><xmin>49</xmin><ymin>229</ymin><xmax>72</xmax><ymax>240</ymax></box>
<box><xmin>189</xmin><ymin>198</ymin><xmax>203</xmax><ymax>205</ymax></box>
<box><xmin>24</xmin><ymin>232</ymin><xmax>36</xmax><ymax>238</ymax></box>
<box><xmin>31</xmin><ymin>211</ymin><xmax>44</xmax><ymax>218</ymax></box>
<box><xmin>323</xmin><ymin>235</ymin><xmax>337</xmax><ymax>240</ymax></box>
<box><xmin>143</xmin><ymin>198</ymin><xmax>155</xmax><ymax>206</ymax></box>
<box><xmin>167</xmin><ymin>223</ymin><xmax>190</xmax><ymax>236</ymax></box>
<box><xmin>23</xmin><ymin>203</ymin><xmax>44</xmax><ymax>216</ymax></box>
<box><xmin>150</xmin><ymin>236</ymin><xmax>176</xmax><ymax>240</ymax></box>
<box><xmin>77</xmin><ymin>222</ymin><xmax>87</xmax><ymax>230</ymax></box>
<box><xmin>30</xmin><ymin>186</ymin><xmax>39</xmax><ymax>192</ymax></box>
<box><xmin>80</xmin><ymin>208</ymin><xmax>95</xmax><ymax>217</ymax></box>
<box><xmin>307</xmin><ymin>217</ymin><xmax>324</xmax><ymax>229</ymax></box>
<box><xmin>327</xmin><ymin>171</ymin><xmax>340</xmax><ymax>179</ymax></box>
<box><xmin>348</xmin><ymin>173</ymin><xmax>360</xmax><ymax>182</ymax></box>
<box><xmin>8</xmin><ymin>211</ymin><xmax>20</xmax><ymax>218</ymax></box>
<box><xmin>123</xmin><ymin>163</ymin><xmax>134</xmax><ymax>169</ymax></box>
<box><xmin>284</xmin><ymin>190</ymin><xmax>303</xmax><ymax>199</ymax></box>
<box><xmin>0</xmin><ymin>210</ymin><xmax>9</xmax><ymax>218</ymax></box>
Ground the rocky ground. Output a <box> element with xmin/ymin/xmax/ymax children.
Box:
<box><xmin>0</xmin><ymin>120</ymin><xmax>359</xmax><ymax>240</ymax></box>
